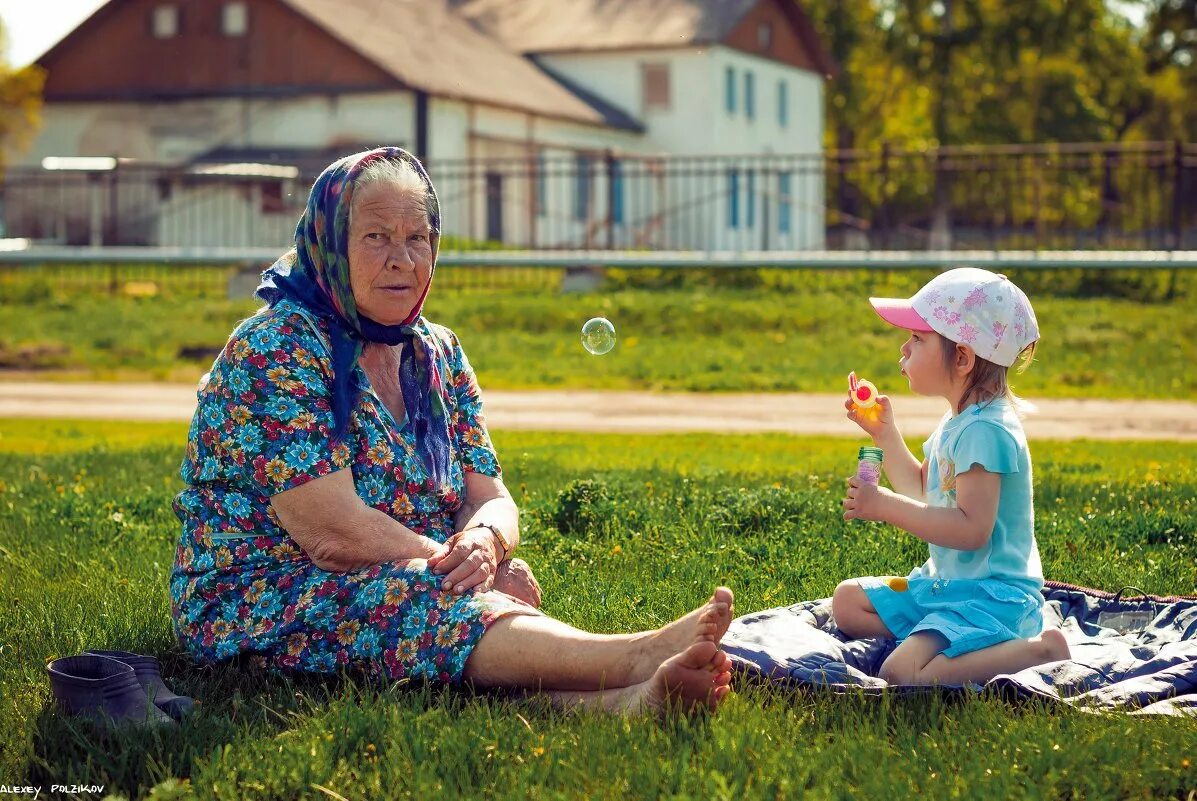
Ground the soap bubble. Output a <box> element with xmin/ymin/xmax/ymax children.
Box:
<box><xmin>580</xmin><ymin>317</ymin><xmax>616</xmax><ymax>355</ymax></box>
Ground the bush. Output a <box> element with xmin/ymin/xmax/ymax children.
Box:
<box><xmin>552</xmin><ymin>478</ymin><xmax>619</xmax><ymax>538</ymax></box>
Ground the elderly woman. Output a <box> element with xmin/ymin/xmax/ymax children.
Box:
<box><xmin>170</xmin><ymin>147</ymin><xmax>734</xmax><ymax>714</ymax></box>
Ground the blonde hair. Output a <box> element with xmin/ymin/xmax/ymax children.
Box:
<box><xmin>940</xmin><ymin>336</ymin><xmax>1038</xmax><ymax>415</ymax></box>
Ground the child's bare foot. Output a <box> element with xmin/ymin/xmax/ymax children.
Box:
<box><xmin>1038</xmin><ymin>629</ymin><xmax>1070</xmax><ymax>662</ymax></box>
<box><xmin>629</xmin><ymin>587</ymin><xmax>734</xmax><ymax>683</ymax></box>
<box><xmin>630</xmin><ymin>640</ymin><xmax>733</xmax><ymax>715</ymax></box>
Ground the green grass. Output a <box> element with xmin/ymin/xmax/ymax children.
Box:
<box><xmin>0</xmin><ymin>420</ymin><xmax>1195</xmax><ymax>799</ymax></box>
<box><xmin>1</xmin><ymin>266</ymin><xmax>1194</xmax><ymax>398</ymax></box>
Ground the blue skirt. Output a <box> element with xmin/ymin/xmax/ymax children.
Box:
<box><xmin>859</xmin><ymin>574</ymin><xmax>1044</xmax><ymax>658</ymax></box>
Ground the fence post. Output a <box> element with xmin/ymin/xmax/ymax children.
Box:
<box><xmin>527</xmin><ymin>147</ymin><xmax>538</xmax><ymax>249</ymax></box>
<box><xmin>88</xmin><ymin>173</ymin><xmax>104</xmax><ymax>247</ymax></box>
<box><xmin>1171</xmin><ymin>139</ymin><xmax>1184</xmax><ymax>251</ymax></box>
<box><xmin>604</xmin><ymin>149</ymin><xmax>616</xmax><ymax>250</ymax></box>
<box><xmin>108</xmin><ymin>158</ymin><xmax>120</xmax><ymax>246</ymax></box>
<box><xmin>878</xmin><ymin>140</ymin><xmax>891</xmax><ymax>249</ymax></box>
<box><xmin>761</xmin><ymin>165</ymin><xmax>771</xmax><ymax>251</ymax></box>
<box><xmin>1033</xmin><ymin>154</ymin><xmax>1044</xmax><ymax>248</ymax></box>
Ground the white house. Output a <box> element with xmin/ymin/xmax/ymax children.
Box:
<box><xmin>11</xmin><ymin>0</ymin><xmax>832</xmax><ymax>250</ymax></box>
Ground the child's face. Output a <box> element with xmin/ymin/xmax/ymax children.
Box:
<box><xmin>899</xmin><ymin>329</ymin><xmax>951</xmax><ymax>396</ymax></box>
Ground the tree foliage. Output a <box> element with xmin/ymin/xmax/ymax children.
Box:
<box><xmin>801</xmin><ymin>0</ymin><xmax>1197</xmax><ymax>150</ymax></box>
<box><xmin>0</xmin><ymin>20</ymin><xmax>44</xmax><ymax>168</ymax></box>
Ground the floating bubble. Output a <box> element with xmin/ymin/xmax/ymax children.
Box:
<box><xmin>580</xmin><ymin>317</ymin><xmax>616</xmax><ymax>355</ymax></box>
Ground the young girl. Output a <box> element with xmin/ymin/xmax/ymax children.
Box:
<box><xmin>834</xmin><ymin>267</ymin><xmax>1070</xmax><ymax>686</ymax></box>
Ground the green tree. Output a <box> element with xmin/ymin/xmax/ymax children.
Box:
<box><xmin>1124</xmin><ymin>0</ymin><xmax>1197</xmax><ymax>140</ymax></box>
<box><xmin>0</xmin><ymin>21</ymin><xmax>44</xmax><ymax>169</ymax></box>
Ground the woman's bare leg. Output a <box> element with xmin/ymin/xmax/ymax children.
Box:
<box><xmin>463</xmin><ymin>588</ymin><xmax>734</xmax><ymax>693</ymax></box>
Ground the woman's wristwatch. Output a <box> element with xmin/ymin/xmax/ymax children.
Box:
<box><xmin>470</xmin><ymin>523</ymin><xmax>511</xmax><ymax>560</ymax></box>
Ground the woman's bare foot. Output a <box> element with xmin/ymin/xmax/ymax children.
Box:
<box><xmin>628</xmin><ymin>587</ymin><xmax>735</xmax><ymax>684</ymax></box>
<box><xmin>628</xmin><ymin>640</ymin><xmax>734</xmax><ymax>715</ymax></box>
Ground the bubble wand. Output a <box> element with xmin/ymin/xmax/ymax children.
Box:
<box><xmin>848</xmin><ymin>371</ymin><xmax>880</xmax><ymax>422</ymax></box>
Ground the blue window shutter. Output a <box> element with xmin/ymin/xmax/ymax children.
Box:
<box><xmin>610</xmin><ymin>160</ymin><xmax>624</xmax><ymax>224</ymax></box>
<box><xmin>746</xmin><ymin>170</ymin><xmax>756</xmax><ymax>227</ymax></box>
<box><xmin>725</xmin><ymin>66</ymin><xmax>736</xmax><ymax>113</ymax></box>
<box><xmin>745</xmin><ymin>71</ymin><xmax>755</xmax><ymax>120</ymax></box>
<box><xmin>727</xmin><ymin>169</ymin><xmax>740</xmax><ymax>228</ymax></box>
<box><xmin>778</xmin><ymin>171</ymin><xmax>792</xmax><ymax>234</ymax></box>
<box><xmin>778</xmin><ymin>80</ymin><xmax>788</xmax><ymax>127</ymax></box>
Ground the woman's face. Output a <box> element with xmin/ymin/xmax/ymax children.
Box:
<box><xmin>346</xmin><ymin>180</ymin><xmax>434</xmax><ymax>325</ymax></box>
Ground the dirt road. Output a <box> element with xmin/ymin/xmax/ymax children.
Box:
<box><xmin>0</xmin><ymin>382</ymin><xmax>1193</xmax><ymax>440</ymax></box>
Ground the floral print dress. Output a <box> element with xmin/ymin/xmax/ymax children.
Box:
<box><xmin>170</xmin><ymin>299</ymin><xmax>529</xmax><ymax>683</ymax></box>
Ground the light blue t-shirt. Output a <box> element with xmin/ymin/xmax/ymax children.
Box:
<box><xmin>916</xmin><ymin>398</ymin><xmax>1043</xmax><ymax>596</ymax></box>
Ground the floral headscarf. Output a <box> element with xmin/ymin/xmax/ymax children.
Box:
<box><xmin>256</xmin><ymin>147</ymin><xmax>451</xmax><ymax>488</ymax></box>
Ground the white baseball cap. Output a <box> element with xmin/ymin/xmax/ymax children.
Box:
<box><xmin>869</xmin><ymin>268</ymin><xmax>1039</xmax><ymax>367</ymax></box>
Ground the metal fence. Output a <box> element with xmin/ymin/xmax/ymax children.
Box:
<box><xmin>3</xmin><ymin>141</ymin><xmax>1195</xmax><ymax>252</ymax></box>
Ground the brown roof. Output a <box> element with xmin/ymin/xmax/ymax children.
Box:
<box><xmin>280</xmin><ymin>0</ymin><xmax>619</xmax><ymax>126</ymax></box>
<box><xmin>450</xmin><ymin>0</ymin><xmax>834</xmax><ymax>75</ymax></box>
<box><xmin>39</xmin><ymin>0</ymin><xmax>630</xmax><ymax>127</ymax></box>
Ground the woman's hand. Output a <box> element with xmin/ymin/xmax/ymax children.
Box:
<box><xmin>844</xmin><ymin>392</ymin><xmax>896</xmax><ymax>443</ymax></box>
<box><xmin>428</xmin><ymin>527</ymin><xmax>502</xmax><ymax>594</ymax></box>
<box><xmin>842</xmin><ymin>476</ymin><xmax>894</xmax><ymax>522</ymax></box>
<box><xmin>492</xmin><ymin>558</ymin><xmax>542</xmax><ymax>608</ymax></box>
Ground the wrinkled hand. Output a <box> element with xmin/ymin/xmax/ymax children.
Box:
<box><xmin>842</xmin><ymin>475</ymin><xmax>893</xmax><ymax>522</ymax></box>
<box><xmin>844</xmin><ymin>392</ymin><xmax>896</xmax><ymax>442</ymax></box>
<box><xmin>428</xmin><ymin>528</ymin><xmax>501</xmax><ymax>595</ymax></box>
<box><xmin>492</xmin><ymin>558</ymin><xmax>542</xmax><ymax>608</ymax></box>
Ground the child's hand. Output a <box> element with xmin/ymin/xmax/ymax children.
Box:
<box><xmin>844</xmin><ymin>392</ymin><xmax>895</xmax><ymax>442</ymax></box>
<box><xmin>843</xmin><ymin>476</ymin><xmax>892</xmax><ymax>522</ymax></box>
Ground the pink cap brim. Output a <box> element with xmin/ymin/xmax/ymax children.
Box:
<box><xmin>869</xmin><ymin>297</ymin><xmax>934</xmax><ymax>331</ymax></box>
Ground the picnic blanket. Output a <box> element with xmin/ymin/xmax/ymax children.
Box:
<box><xmin>723</xmin><ymin>581</ymin><xmax>1197</xmax><ymax>716</ymax></box>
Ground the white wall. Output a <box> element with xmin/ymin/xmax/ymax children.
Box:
<box><xmin>536</xmin><ymin>45</ymin><xmax>825</xmax><ymax>249</ymax></box>
<box><xmin>15</xmin><ymin>100</ymin><xmax>242</xmax><ymax>164</ymax></box>
<box><xmin>245</xmin><ymin>92</ymin><xmax>416</xmax><ymax>150</ymax></box>
<box><xmin>18</xmin><ymin>92</ymin><xmax>418</xmax><ymax>166</ymax></box>
<box><xmin>157</xmin><ymin>183</ymin><xmax>296</xmax><ymax>248</ymax></box>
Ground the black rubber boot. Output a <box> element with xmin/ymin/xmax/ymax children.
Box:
<box><xmin>84</xmin><ymin>649</ymin><xmax>196</xmax><ymax>720</ymax></box>
<box><xmin>46</xmin><ymin>654</ymin><xmax>174</xmax><ymax>726</ymax></box>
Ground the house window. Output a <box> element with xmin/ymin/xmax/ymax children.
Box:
<box><xmin>746</xmin><ymin>170</ymin><xmax>756</xmax><ymax>227</ymax></box>
<box><xmin>778</xmin><ymin>80</ymin><xmax>788</xmax><ymax>127</ymax></box>
<box><xmin>725</xmin><ymin>66</ymin><xmax>736</xmax><ymax>113</ymax></box>
<box><xmin>222</xmin><ymin>2</ymin><xmax>248</xmax><ymax>36</ymax></box>
<box><xmin>778</xmin><ymin>171</ymin><xmax>792</xmax><ymax>234</ymax></box>
<box><xmin>642</xmin><ymin>63</ymin><xmax>670</xmax><ymax>110</ymax></box>
<box><xmin>261</xmin><ymin>181</ymin><xmax>286</xmax><ymax>214</ymax></box>
<box><xmin>744</xmin><ymin>71</ymin><xmax>755</xmax><ymax>120</ymax></box>
<box><xmin>758</xmin><ymin>22</ymin><xmax>773</xmax><ymax>51</ymax></box>
<box><xmin>727</xmin><ymin>169</ymin><xmax>740</xmax><ymax>228</ymax></box>
<box><xmin>610</xmin><ymin>160</ymin><xmax>624</xmax><ymax>225</ymax></box>
<box><xmin>151</xmin><ymin>5</ymin><xmax>179</xmax><ymax>38</ymax></box>
<box><xmin>575</xmin><ymin>153</ymin><xmax>591</xmax><ymax>221</ymax></box>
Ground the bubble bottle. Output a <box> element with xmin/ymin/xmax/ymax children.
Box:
<box><xmin>856</xmin><ymin>446</ymin><xmax>884</xmax><ymax>486</ymax></box>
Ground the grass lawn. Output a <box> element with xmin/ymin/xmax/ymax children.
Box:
<box><xmin>1</xmin><ymin>266</ymin><xmax>1194</xmax><ymax>398</ymax></box>
<box><xmin>0</xmin><ymin>419</ymin><xmax>1195</xmax><ymax>799</ymax></box>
